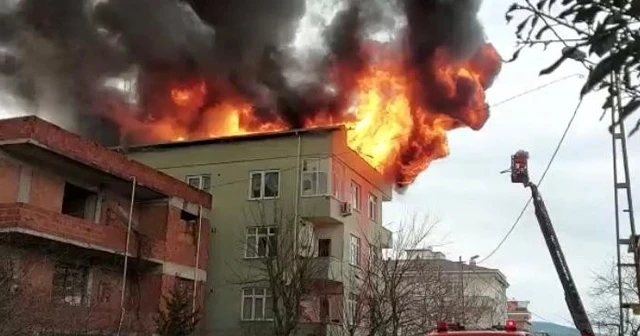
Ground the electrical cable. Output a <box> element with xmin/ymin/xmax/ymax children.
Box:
<box><xmin>478</xmin><ymin>97</ymin><xmax>585</xmax><ymax>264</ymax></box>
<box><xmin>489</xmin><ymin>73</ymin><xmax>584</xmax><ymax>109</ymax></box>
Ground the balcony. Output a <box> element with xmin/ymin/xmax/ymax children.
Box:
<box><xmin>0</xmin><ymin>202</ymin><xmax>165</xmax><ymax>263</ymax></box>
<box><xmin>310</xmin><ymin>257</ymin><xmax>344</xmax><ymax>282</ymax></box>
<box><xmin>300</xmin><ymin>196</ymin><xmax>350</xmax><ymax>226</ymax></box>
<box><xmin>377</xmin><ymin>225</ymin><xmax>392</xmax><ymax>249</ymax></box>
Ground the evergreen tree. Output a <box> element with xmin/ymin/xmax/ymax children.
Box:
<box><xmin>154</xmin><ymin>287</ymin><xmax>200</xmax><ymax>336</ymax></box>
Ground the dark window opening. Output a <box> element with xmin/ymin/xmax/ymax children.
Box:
<box><xmin>52</xmin><ymin>263</ymin><xmax>89</xmax><ymax>306</ymax></box>
<box><xmin>61</xmin><ymin>183</ymin><xmax>97</xmax><ymax>220</ymax></box>
<box><xmin>98</xmin><ymin>281</ymin><xmax>112</xmax><ymax>303</ymax></box>
<box><xmin>180</xmin><ymin>210</ymin><xmax>198</xmax><ymax>243</ymax></box>
<box><xmin>318</xmin><ymin>239</ymin><xmax>331</xmax><ymax>257</ymax></box>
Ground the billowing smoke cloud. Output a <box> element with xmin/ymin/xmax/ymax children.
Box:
<box><xmin>403</xmin><ymin>0</ymin><xmax>488</xmax><ymax>130</ymax></box>
<box><xmin>0</xmin><ymin>0</ymin><xmax>491</xmax><ymax>146</ymax></box>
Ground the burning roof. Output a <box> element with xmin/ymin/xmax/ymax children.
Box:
<box><xmin>3</xmin><ymin>0</ymin><xmax>502</xmax><ymax>187</ymax></box>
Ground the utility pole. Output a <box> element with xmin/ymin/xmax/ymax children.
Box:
<box><xmin>459</xmin><ymin>256</ymin><xmax>465</xmax><ymax>324</ymax></box>
<box><xmin>609</xmin><ymin>71</ymin><xmax>638</xmax><ymax>336</ymax></box>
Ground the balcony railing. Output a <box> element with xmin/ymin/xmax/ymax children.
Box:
<box><xmin>311</xmin><ymin>257</ymin><xmax>344</xmax><ymax>282</ymax></box>
<box><xmin>0</xmin><ymin>202</ymin><xmax>165</xmax><ymax>261</ymax></box>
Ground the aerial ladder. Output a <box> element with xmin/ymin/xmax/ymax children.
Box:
<box><xmin>508</xmin><ymin>150</ymin><xmax>594</xmax><ymax>336</ymax></box>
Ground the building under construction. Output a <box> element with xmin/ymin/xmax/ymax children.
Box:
<box><xmin>0</xmin><ymin>116</ymin><xmax>211</xmax><ymax>334</ymax></box>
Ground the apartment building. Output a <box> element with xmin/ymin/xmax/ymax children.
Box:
<box><xmin>403</xmin><ymin>248</ymin><xmax>509</xmax><ymax>329</ymax></box>
<box><xmin>126</xmin><ymin>126</ymin><xmax>393</xmax><ymax>335</ymax></box>
<box><xmin>0</xmin><ymin>116</ymin><xmax>211</xmax><ymax>334</ymax></box>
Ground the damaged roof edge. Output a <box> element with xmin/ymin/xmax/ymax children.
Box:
<box><xmin>0</xmin><ymin>116</ymin><xmax>212</xmax><ymax>208</ymax></box>
<box><xmin>118</xmin><ymin>125</ymin><xmax>345</xmax><ymax>152</ymax></box>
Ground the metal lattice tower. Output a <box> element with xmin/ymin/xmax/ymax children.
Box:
<box><xmin>610</xmin><ymin>73</ymin><xmax>639</xmax><ymax>336</ymax></box>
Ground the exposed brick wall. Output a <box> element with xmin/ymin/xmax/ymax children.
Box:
<box><xmin>7</xmin><ymin>246</ymin><xmax>161</xmax><ymax>333</ymax></box>
<box><xmin>160</xmin><ymin>274</ymin><xmax>206</xmax><ymax>316</ymax></box>
<box><xmin>0</xmin><ymin>116</ymin><xmax>211</xmax><ymax>333</ymax></box>
<box><xmin>0</xmin><ymin>203</ymin><xmax>146</xmax><ymax>258</ymax></box>
<box><xmin>138</xmin><ymin>202</ymin><xmax>169</xmax><ymax>240</ymax></box>
<box><xmin>163</xmin><ymin>206</ymin><xmax>209</xmax><ymax>268</ymax></box>
<box><xmin>0</xmin><ymin>201</ymin><xmax>208</xmax><ymax>269</ymax></box>
<box><xmin>29</xmin><ymin>168</ymin><xmax>64</xmax><ymax>212</ymax></box>
<box><xmin>0</xmin><ymin>116</ymin><xmax>211</xmax><ymax>208</ymax></box>
<box><xmin>0</xmin><ymin>158</ymin><xmax>19</xmax><ymax>203</ymax></box>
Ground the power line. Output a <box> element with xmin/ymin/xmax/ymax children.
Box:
<box><xmin>530</xmin><ymin>310</ymin><xmax>554</xmax><ymax>323</ymax></box>
<box><xmin>478</xmin><ymin>97</ymin><xmax>585</xmax><ymax>264</ymax></box>
<box><xmin>489</xmin><ymin>73</ymin><xmax>584</xmax><ymax>109</ymax></box>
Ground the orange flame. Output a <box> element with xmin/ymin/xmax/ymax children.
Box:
<box><xmin>143</xmin><ymin>43</ymin><xmax>501</xmax><ymax>185</ymax></box>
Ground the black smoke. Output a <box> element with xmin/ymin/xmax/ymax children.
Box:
<box><xmin>403</xmin><ymin>0</ymin><xmax>489</xmax><ymax>130</ymax></box>
<box><xmin>0</xmin><ymin>0</ymin><xmax>492</xmax><ymax>146</ymax></box>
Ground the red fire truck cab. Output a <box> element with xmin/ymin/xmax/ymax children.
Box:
<box><xmin>429</xmin><ymin>320</ymin><xmax>532</xmax><ymax>336</ymax></box>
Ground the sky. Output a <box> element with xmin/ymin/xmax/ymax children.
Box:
<box><xmin>0</xmin><ymin>0</ymin><xmax>636</xmax><ymax>329</ymax></box>
<box><xmin>382</xmin><ymin>0</ymin><xmax>640</xmax><ymax>327</ymax></box>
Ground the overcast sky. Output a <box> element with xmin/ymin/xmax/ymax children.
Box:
<box><xmin>382</xmin><ymin>0</ymin><xmax>640</xmax><ymax>327</ymax></box>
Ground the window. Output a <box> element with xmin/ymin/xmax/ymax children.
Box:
<box><xmin>245</xmin><ymin>227</ymin><xmax>277</xmax><ymax>258</ymax></box>
<box><xmin>346</xmin><ymin>293</ymin><xmax>357</xmax><ymax>325</ymax></box>
<box><xmin>98</xmin><ymin>281</ymin><xmax>112</xmax><ymax>303</ymax></box>
<box><xmin>318</xmin><ymin>239</ymin><xmax>331</xmax><ymax>257</ymax></box>
<box><xmin>368</xmin><ymin>194</ymin><xmax>378</xmax><ymax>222</ymax></box>
<box><xmin>249</xmin><ymin>170</ymin><xmax>280</xmax><ymax>199</ymax></box>
<box><xmin>52</xmin><ymin>264</ymin><xmax>89</xmax><ymax>306</ymax></box>
<box><xmin>349</xmin><ymin>235</ymin><xmax>360</xmax><ymax>266</ymax></box>
<box><xmin>332</xmin><ymin>161</ymin><xmax>345</xmax><ymax>200</ymax></box>
<box><xmin>241</xmin><ymin>288</ymin><xmax>273</xmax><ymax>321</ymax></box>
<box><xmin>369</xmin><ymin>244</ymin><xmax>378</xmax><ymax>266</ymax></box>
<box><xmin>61</xmin><ymin>183</ymin><xmax>97</xmax><ymax>220</ymax></box>
<box><xmin>186</xmin><ymin>174</ymin><xmax>211</xmax><ymax>191</ymax></box>
<box><xmin>350</xmin><ymin>181</ymin><xmax>361</xmax><ymax>210</ymax></box>
<box><xmin>302</xmin><ymin>158</ymin><xmax>329</xmax><ymax>196</ymax></box>
<box><xmin>180</xmin><ymin>210</ymin><xmax>198</xmax><ymax>244</ymax></box>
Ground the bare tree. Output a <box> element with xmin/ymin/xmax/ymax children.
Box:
<box><xmin>328</xmin><ymin>214</ymin><xmax>438</xmax><ymax>336</ymax></box>
<box><xmin>590</xmin><ymin>260</ymin><xmax>640</xmax><ymax>336</ymax></box>
<box><xmin>391</xmin><ymin>255</ymin><xmax>503</xmax><ymax>336</ymax></box>
<box><xmin>238</xmin><ymin>201</ymin><xmax>324</xmax><ymax>336</ymax></box>
<box><xmin>330</xmin><ymin>214</ymin><xmax>504</xmax><ymax>336</ymax></box>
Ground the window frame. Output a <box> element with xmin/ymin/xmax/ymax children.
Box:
<box><xmin>346</xmin><ymin>292</ymin><xmax>357</xmax><ymax>325</ymax></box>
<box><xmin>350</xmin><ymin>181</ymin><xmax>361</xmax><ymax>211</ymax></box>
<box><xmin>51</xmin><ymin>263</ymin><xmax>90</xmax><ymax>307</ymax></box>
<box><xmin>248</xmin><ymin>170</ymin><xmax>281</xmax><ymax>200</ymax></box>
<box><xmin>349</xmin><ymin>235</ymin><xmax>361</xmax><ymax>267</ymax></box>
<box><xmin>368</xmin><ymin>193</ymin><xmax>378</xmax><ymax>222</ymax></box>
<box><xmin>186</xmin><ymin>174</ymin><xmax>212</xmax><ymax>192</ymax></box>
<box><xmin>318</xmin><ymin>238</ymin><xmax>331</xmax><ymax>257</ymax></box>
<box><xmin>369</xmin><ymin>244</ymin><xmax>378</xmax><ymax>267</ymax></box>
<box><xmin>332</xmin><ymin>160</ymin><xmax>345</xmax><ymax>200</ymax></box>
<box><xmin>61</xmin><ymin>182</ymin><xmax>98</xmax><ymax>221</ymax></box>
<box><xmin>245</xmin><ymin>226</ymin><xmax>278</xmax><ymax>258</ymax></box>
<box><xmin>241</xmin><ymin>287</ymin><xmax>274</xmax><ymax>321</ymax></box>
<box><xmin>301</xmin><ymin>158</ymin><xmax>329</xmax><ymax>197</ymax></box>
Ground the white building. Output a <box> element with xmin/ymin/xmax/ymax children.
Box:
<box><xmin>401</xmin><ymin>248</ymin><xmax>509</xmax><ymax>329</ymax></box>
